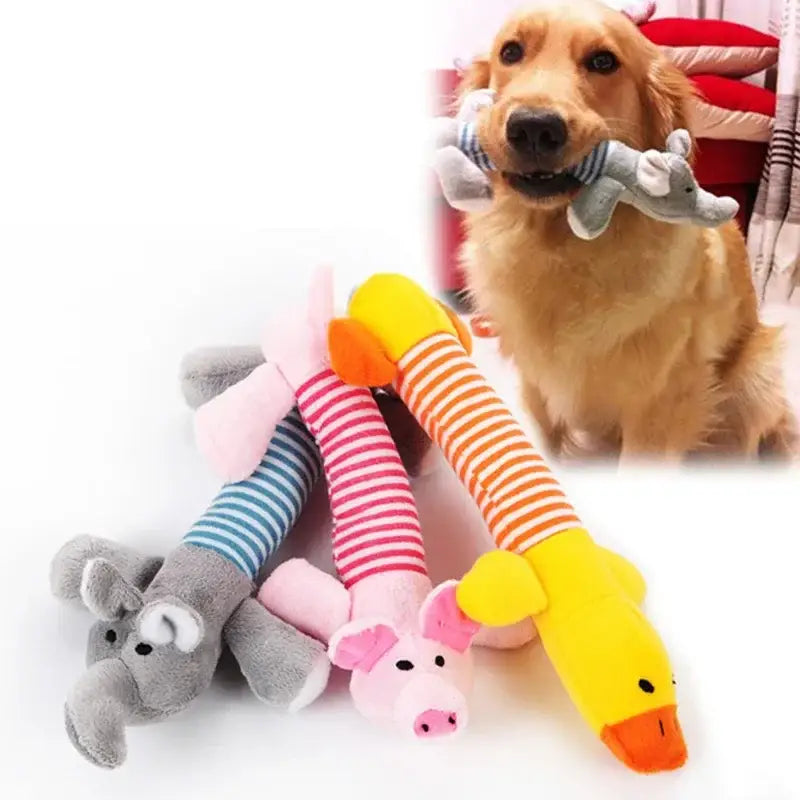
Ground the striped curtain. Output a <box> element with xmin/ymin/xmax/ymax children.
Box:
<box><xmin>748</xmin><ymin>0</ymin><xmax>800</xmax><ymax>304</ymax></box>
<box><xmin>676</xmin><ymin>0</ymin><xmax>725</xmax><ymax>17</ymax></box>
<box><xmin>673</xmin><ymin>1</ymin><xmax>770</xmax><ymax>30</ymax></box>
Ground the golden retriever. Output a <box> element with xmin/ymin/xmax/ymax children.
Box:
<box><xmin>457</xmin><ymin>0</ymin><xmax>797</xmax><ymax>461</ymax></box>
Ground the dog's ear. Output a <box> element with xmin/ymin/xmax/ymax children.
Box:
<box><xmin>456</xmin><ymin>55</ymin><xmax>491</xmax><ymax>107</ymax></box>
<box><xmin>641</xmin><ymin>57</ymin><xmax>696</xmax><ymax>159</ymax></box>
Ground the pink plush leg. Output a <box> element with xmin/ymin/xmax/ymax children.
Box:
<box><xmin>259</xmin><ymin>558</ymin><xmax>351</xmax><ymax>643</ymax></box>
<box><xmin>349</xmin><ymin>571</ymin><xmax>432</xmax><ymax>631</ymax></box>
<box><xmin>261</xmin><ymin>264</ymin><xmax>336</xmax><ymax>389</ymax></box>
<box><xmin>415</xmin><ymin>443</ymin><xmax>442</xmax><ymax>477</ymax></box>
<box><xmin>194</xmin><ymin>362</ymin><xmax>295</xmax><ymax>483</ymax></box>
<box><xmin>472</xmin><ymin>618</ymin><xmax>538</xmax><ymax>650</ymax></box>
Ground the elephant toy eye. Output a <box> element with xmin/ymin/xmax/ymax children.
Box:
<box><xmin>104</xmin><ymin>629</ymin><xmax>117</xmax><ymax>643</ymax></box>
<box><xmin>435</xmin><ymin>655</ymin><xmax>446</xmax><ymax>667</ymax></box>
<box><xmin>395</xmin><ymin>659</ymin><xmax>414</xmax><ymax>671</ymax></box>
<box><xmin>638</xmin><ymin>678</ymin><xmax>655</xmax><ymax>693</ymax></box>
<box><xmin>135</xmin><ymin>643</ymin><xmax>153</xmax><ymax>656</ymax></box>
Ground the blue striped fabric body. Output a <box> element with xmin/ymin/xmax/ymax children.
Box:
<box><xmin>458</xmin><ymin>121</ymin><xmax>494</xmax><ymax>171</ymax></box>
<box><xmin>457</xmin><ymin>120</ymin><xmax>609</xmax><ymax>186</ymax></box>
<box><xmin>183</xmin><ymin>408</ymin><xmax>321</xmax><ymax>580</ymax></box>
<box><xmin>568</xmin><ymin>139</ymin><xmax>610</xmax><ymax>184</ymax></box>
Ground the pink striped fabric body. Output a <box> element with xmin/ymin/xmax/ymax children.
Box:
<box><xmin>295</xmin><ymin>368</ymin><xmax>427</xmax><ymax>589</ymax></box>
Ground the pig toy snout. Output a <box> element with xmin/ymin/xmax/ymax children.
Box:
<box><xmin>394</xmin><ymin>671</ymin><xmax>470</xmax><ymax>738</ymax></box>
<box><xmin>414</xmin><ymin>709</ymin><xmax>459</xmax><ymax>738</ymax></box>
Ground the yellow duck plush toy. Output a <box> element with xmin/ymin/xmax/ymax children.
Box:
<box><xmin>327</xmin><ymin>273</ymin><xmax>687</xmax><ymax>774</ymax></box>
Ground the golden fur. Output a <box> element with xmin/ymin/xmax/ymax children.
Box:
<box><xmin>458</xmin><ymin>0</ymin><xmax>796</xmax><ymax>461</ymax></box>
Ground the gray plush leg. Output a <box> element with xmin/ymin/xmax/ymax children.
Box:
<box><xmin>51</xmin><ymin>535</ymin><xmax>162</xmax><ymax>603</ymax></box>
<box><xmin>64</xmin><ymin>658</ymin><xmax>140</xmax><ymax>769</ymax></box>
<box><xmin>567</xmin><ymin>177</ymin><xmax>627</xmax><ymax>240</ymax></box>
<box><xmin>179</xmin><ymin>345</ymin><xmax>264</xmax><ymax>409</ymax></box>
<box><xmin>433</xmin><ymin>145</ymin><xmax>493</xmax><ymax>213</ymax></box>
<box><xmin>224</xmin><ymin>598</ymin><xmax>330</xmax><ymax>711</ymax></box>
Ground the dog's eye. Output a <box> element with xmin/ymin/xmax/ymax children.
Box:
<box><xmin>585</xmin><ymin>50</ymin><xmax>619</xmax><ymax>74</ymax></box>
<box><xmin>499</xmin><ymin>41</ymin><xmax>524</xmax><ymax>65</ymax></box>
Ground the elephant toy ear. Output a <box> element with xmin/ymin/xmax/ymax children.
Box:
<box><xmin>80</xmin><ymin>558</ymin><xmax>145</xmax><ymax>621</ymax></box>
<box><xmin>636</xmin><ymin>151</ymin><xmax>672</xmax><ymax>197</ymax></box>
<box><xmin>137</xmin><ymin>598</ymin><xmax>204</xmax><ymax>653</ymax></box>
<box><xmin>665</xmin><ymin>129</ymin><xmax>692</xmax><ymax>159</ymax></box>
<box><xmin>456</xmin><ymin>88</ymin><xmax>496</xmax><ymax>123</ymax></box>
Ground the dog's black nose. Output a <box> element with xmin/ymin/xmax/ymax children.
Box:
<box><xmin>506</xmin><ymin>109</ymin><xmax>568</xmax><ymax>158</ymax></box>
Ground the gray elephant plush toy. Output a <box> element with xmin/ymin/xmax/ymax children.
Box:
<box><xmin>433</xmin><ymin>91</ymin><xmax>739</xmax><ymax>240</ymax></box>
<box><xmin>432</xmin><ymin>89</ymin><xmax>496</xmax><ymax>214</ymax></box>
<box><xmin>566</xmin><ymin>129</ymin><xmax>740</xmax><ymax>238</ymax></box>
<box><xmin>52</xmin><ymin>356</ymin><xmax>436</xmax><ymax>769</ymax></box>
<box><xmin>51</xmin><ymin>405</ymin><xmax>332</xmax><ymax>769</ymax></box>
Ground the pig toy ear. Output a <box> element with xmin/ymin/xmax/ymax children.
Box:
<box><xmin>328</xmin><ymin>619</ymin><xmax>399</xmax><ymax>672</ymax></box>
<box><xmin>419</xmin><ymin>581</ymin><xmax>480</xmax><ymax>653</ymax></box>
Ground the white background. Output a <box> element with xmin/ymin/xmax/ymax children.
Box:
<box><xmin>1</xmin><ymin>2</ymin><xmax>799</xmax><ymax>800</ymax></box>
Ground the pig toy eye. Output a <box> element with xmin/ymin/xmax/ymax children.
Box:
<box><xmin>395</xmin><ymin>659</ymin><xmax>414</xmax><ymax>671</ymax></box>
<box><xmin>435</xmin><ymin>655</ymin><xmax>445</xmax><ymax>667</ymax></box>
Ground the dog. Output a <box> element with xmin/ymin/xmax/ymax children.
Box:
<box><xmin>457</xmin><ymin>0</ymin><xmax>797</xmax><ymax>461</ymax></box>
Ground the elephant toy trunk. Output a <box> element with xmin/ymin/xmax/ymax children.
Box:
<box><xmin>64</xmin><ymin>658</ymin><xmax>142</xmax><ymax>769</ymax></box>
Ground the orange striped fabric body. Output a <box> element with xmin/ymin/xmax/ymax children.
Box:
<box><xmin>395</xmin><ymin>332</ymin><xmax>582</xmax><ymax>554</ymax></box>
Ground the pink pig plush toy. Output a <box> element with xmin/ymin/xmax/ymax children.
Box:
<box><xmin>193</xmin><ymin>266</ymin><xmax>533</xmax><ymax>737</ymax></box>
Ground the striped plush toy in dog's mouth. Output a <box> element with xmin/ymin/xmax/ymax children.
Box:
<box><xmin>432</xmin><ymin>89</ymin><xmax>739</xmax><ymax>240</ymax></box>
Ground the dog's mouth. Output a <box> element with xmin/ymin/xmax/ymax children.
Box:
<box><xmin>502</xmin><ymin>170</ymin><xmax>582</xmax><ymax>200</ymax></box>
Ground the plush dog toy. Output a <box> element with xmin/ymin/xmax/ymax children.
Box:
<box><xmin>191</xmin><ymin>268</ymin><xmax>534</xmax><ymax>736</ymax></box>
<box><xmin>433</xmin><ymin>92</ymin><xmax>739</xmax><ymax>239</ymax></box>
<box><xmin>567</xmin><ymin>129</ymin><xmax>741</xmax><ymax>238</ymax></box>
<box><xmin>432</xmin><ymin>89</ymin><xmax>607</xmax><ymax>215</ymax></box>
<box><xmin>50</xmin><ymin>409</ymin><xmax>331</xmax><ymax>769</ymax></box>
<box><xmin>326</xmin><ymin>272</ymin><xmax>688</xmax><ymax>773</ymax></box>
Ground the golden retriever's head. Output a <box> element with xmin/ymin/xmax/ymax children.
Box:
<box><xmin>460</xmin><ymin>0</ymin><xmax>693</xmax><ymax>209</ymax></box>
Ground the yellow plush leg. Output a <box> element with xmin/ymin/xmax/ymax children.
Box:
<box><xmin>598</xmin><ymin>548</ymin><xmax>647</xmax><ymax>606</ymax></box>
<box><xmin>456</xmin><ymin>550</ymin><xmax>548</xmax><ymax>627</ymax></box>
